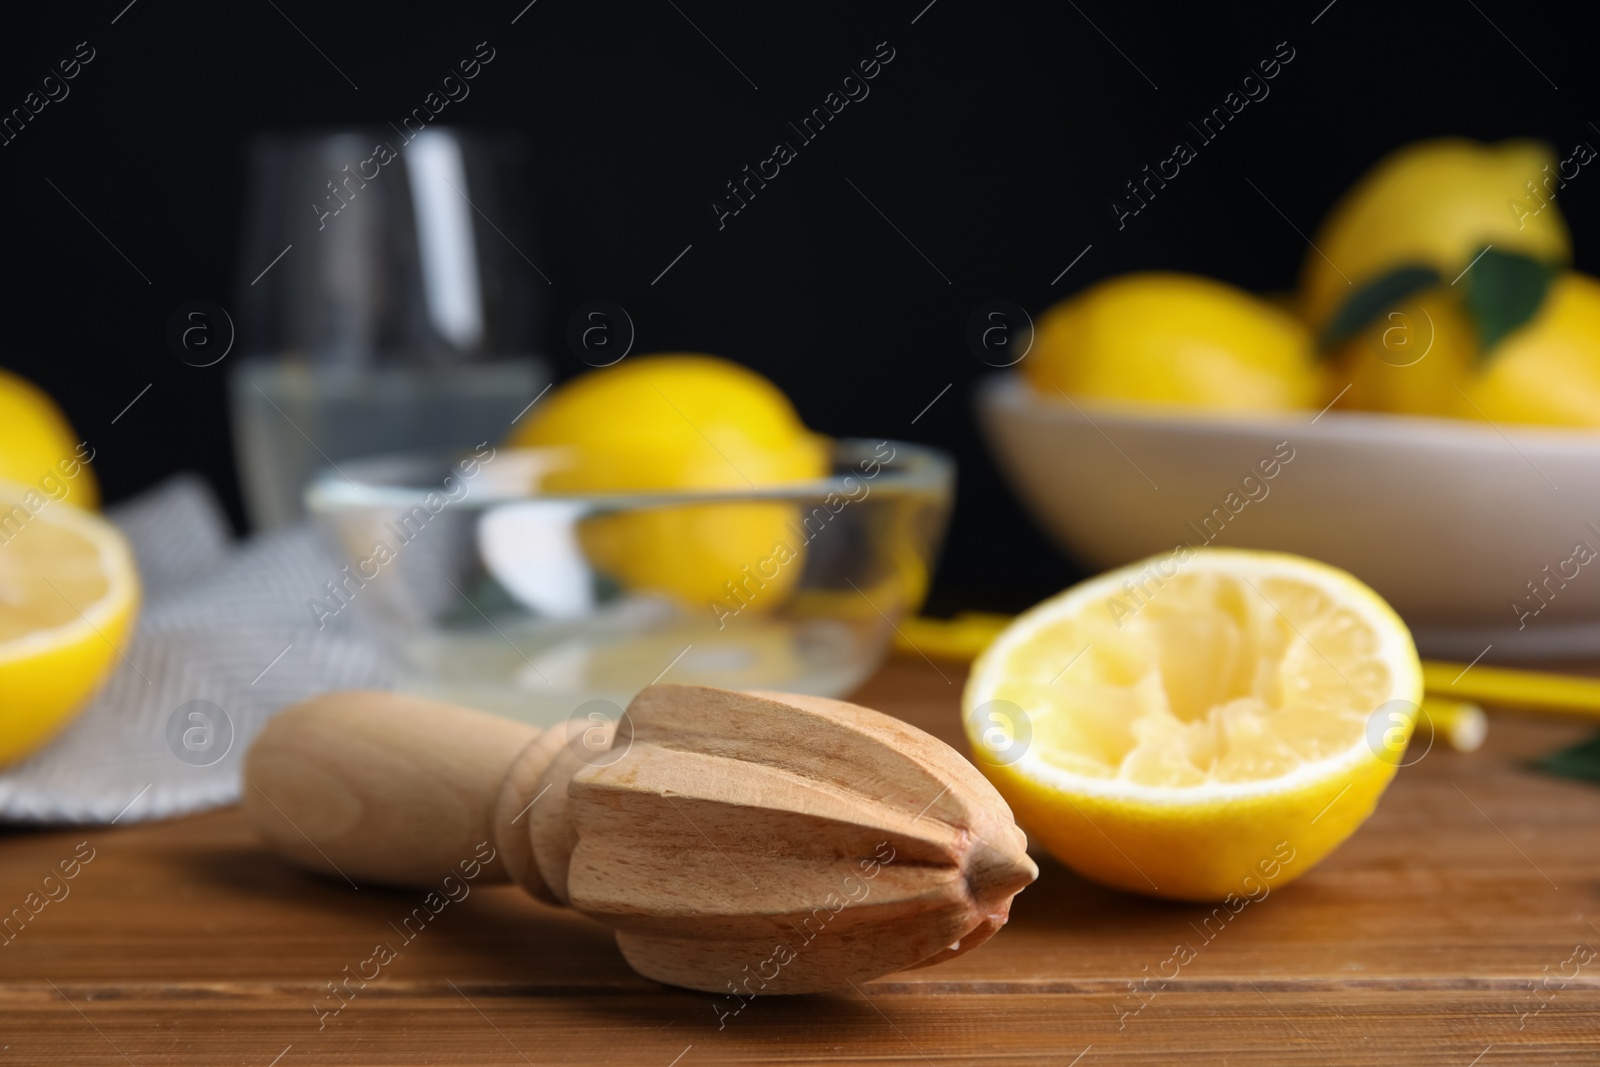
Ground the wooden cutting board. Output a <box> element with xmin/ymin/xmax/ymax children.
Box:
<box><xmin>2</xmin><ymin>657</ymin><xmax>1597</xmax><ymax>1065</ymax></box>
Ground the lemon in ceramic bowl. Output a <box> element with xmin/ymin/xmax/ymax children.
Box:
<box><xmin>1302</xmin><ymin>137</ymin><xmax>1570</xmax><ymax>335</ymax></box>
<box><xmin>1024</xmin><ymin>273</ymin><xmax>1323</xmax><ymax>413</ymax></box>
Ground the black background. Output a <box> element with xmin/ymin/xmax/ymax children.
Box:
<box><xmin>2</xmin><ymin>0</ymin><xmax>1594</xmax><ymax>614</ymax></box>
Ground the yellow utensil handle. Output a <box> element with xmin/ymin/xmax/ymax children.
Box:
<box><xmin>1418</xmin><ymin>696</ymin><xmax>1487</xmax><ymax>753</ymax></box>
<box><xmin>1420</xmin><ymin>661</ymin><xmax>1600</xmax><ymax>720</ymax></box>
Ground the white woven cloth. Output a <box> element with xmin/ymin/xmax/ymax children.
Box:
<box><xmin>0</xmin><ymin>476</ymin><xmax>398</xmax><ymax>824</ymax></box>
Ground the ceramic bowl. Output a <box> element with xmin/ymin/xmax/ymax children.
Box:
<box><xmin>979</xmin><ymin>375</ymin><xmax>1600</xmax><ymax>659</ymax></box>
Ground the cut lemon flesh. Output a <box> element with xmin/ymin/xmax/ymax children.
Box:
<box><xmin>964</xmin><ymin>549</ymin><xmax>1421</xmax><ymax>901</ymax></box>
<box><xmin>0</xmin><ymin>486</ymin><xmax>139</xmax><ymax>766</ymax></box>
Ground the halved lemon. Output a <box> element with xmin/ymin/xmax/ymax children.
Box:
<box><xmin>0</xmin><ymin>484</ymin><xmax>139</xmax><ymax>766</ymax></box>
<box><xmin>963</xmin><ymin>549</ymin><xmax>1421</xmax><ymax>902</ymax></box>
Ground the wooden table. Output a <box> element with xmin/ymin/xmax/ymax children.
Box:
<box><xmin>3</xmin><ymin>657</ymin><xmax>1599</xmax><ymax>1065</ymax></box>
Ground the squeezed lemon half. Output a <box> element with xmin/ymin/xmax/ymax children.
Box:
<box><xmin>963</xmin><ymin>549</ymin><xmax>1422</xmax><ymax>901</ymax></box>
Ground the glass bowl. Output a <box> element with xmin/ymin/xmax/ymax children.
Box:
<box><xmin>306</xmin><ymin>438</ymin><xmax>953</xmax><ymax>724</ymax></box>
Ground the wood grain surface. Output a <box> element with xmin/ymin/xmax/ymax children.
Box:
<box><xmin>3</xmin><ymin>657</ymin><xmax>1600</xmax><ymax>1065</ymax></box>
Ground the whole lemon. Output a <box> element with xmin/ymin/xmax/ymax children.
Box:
<box><xmin>1303</xmin><ymin>138</ymin><xmax>1571</xmax><ymax>332</ymax></box>
<box><xmin>1456</xmin><ymin>272</ymin><xmax>1600</xmax><ymax>426</ymax></box>
<box><xmin>0</xmin><ymin>368</ymin><xmax>98</xmax><ymax>508</ymax></box>
<box><xmin>1335</xmin><ymin>287</ymin><xmax>1480</xmax><ymax>417</ymax></box>
<box><xmin>510</xmin><ymin>355</ymin><xmax>829</xmax><ymax>611</ymax></box>
<box><xmin>1024</xmin><ymin>273</ymin><xmax>1322</xmax><ymax>412</ymax></box>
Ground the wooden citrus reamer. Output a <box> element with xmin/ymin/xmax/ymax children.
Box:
<box><xmin>242</xmin><ymin>683</ymin><xmax>1037</xmax><ymax>994</ymax></box>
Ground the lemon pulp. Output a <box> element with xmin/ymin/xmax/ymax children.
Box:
<box><xmin>0</xmin><ymin>491</ymin><xmax>138</xmax><ymax>766</ymax></box>
<box><xmin>0</xmin><ymin>522</ymin><xmax>109</xmax><ymax>641</ymax></box>
<box><xmin>998</xmin><ymin>570</ymin><xmax>1392</xmax><ymax>788</ymax></box>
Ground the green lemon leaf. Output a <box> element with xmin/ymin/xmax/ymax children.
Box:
<box><xmin>1535</xmin><ymin>732</ymin><xmax>1600</xmax><ymax>786</ymax></box>
<box><xmin>1320</xmin><ymin>264</ymin><xmax>1442</xmax><ymax>349</ymax></box>
<box><xmin>1461</xmin><ymin>247</ymin><xmax>1558</xmax><ymax>354</ymax></box>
